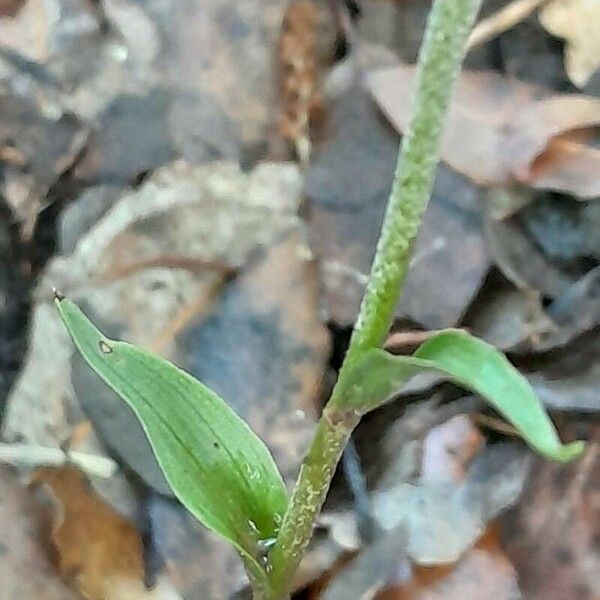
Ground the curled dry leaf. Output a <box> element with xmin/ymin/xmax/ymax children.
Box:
<box><xmin>539</xmin><ymin>0</ymin><xmax>600</xmax><ymax>88</ymax></box>
<box><xmin>0</xmin><ymin>467</ymin><xmax>79</xmax><ymax>600</ymax></box>
<box><xmin>467</xmin><ymin>0</ymin><xmax>550</xmax><ymax>49</ymax></box>
<box><xmin>483</xmin><ymin>211</ymin><xmax>576</xmax><ymax>298</ymax></box>
<box><xmin>464</xmin><ymin>267</ymin><xmax>600</xmax><ymax>355</ymax></box>
<box><xmin>366</xmin><ymin>64</ymin><xmax>600</xmax><ymax>197</ymax></box>
<box><xmin>463</xmin><ymin>273</ymin><xmax>555</xmax><ymax>352</ymax></box>
<box><xmin>32</xmin><ymin>466</ymin><xmax>182</xmax><ymax>600</ymax></box>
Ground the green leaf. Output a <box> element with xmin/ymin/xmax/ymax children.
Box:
<box><xmin>338</xmin><ymin>329</ymin><xmax>584</xmax><ymax>462</ymax></box>
<box><xmin>56</xmin><ymin>297</ymin><xmax>288</xmax><ymax>577</ymax></box>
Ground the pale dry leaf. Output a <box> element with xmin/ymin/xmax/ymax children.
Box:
<box><xmin>324</xmin><ymin>444</ymin><xmax>530</xmax><ymax>565</ymax></box>
<box><xmin>420</xmin><ymin>414</ymin><xmax>484</xmax><ymax>485</ymax></box>
<box><xmin>467</xmin><ymin>0</ymin><xmax>551</xmax><ymax>49</ymax></box>
<box><xmin>375</xmin><ymin>527</ymin><xmax>522</xmax><ymax>600</ymax></box>
<box><xmin>539</xmin><ymin>0</ymin><xmax>600</xmax><ymax>87</ymax></box>
<box><xmin>366</xmin><ymin>64</ymin><xmax>600</xmax><ymax>197</ymax></box>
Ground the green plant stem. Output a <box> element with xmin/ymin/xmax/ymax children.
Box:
<box><xmin>265</xmin><ymin>0</ymin><xmax>482</xmax><ymax>597</ymax></box>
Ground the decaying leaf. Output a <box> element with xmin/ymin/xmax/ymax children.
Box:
<box><xmin>467</xmin><ymin>266</ymin><xmax>600</xmax><ymax>354</ymax></box>
<box><xmin>502</xmin><ymin>426</ymin><xmax>600</xmax><ymax>600</ymax></box>
<box><xmin>154</xmin><ymin>0</ymin><xmax>293</xmax><ymax>161</ymax></box>
<box><xmin>477</xmin><ymin>189</ymin><xmax>599</xmax><ymax>351</ymax></box>
<box><xmin>0</xmin><ymin>467</ymin><xmax>80</xmax><ymax>600</ymax></box>
<box><xmin>75</xmin><ymin>92</ymin><xmax>175</xmax><ymax>183</ymax></box>
<box><xmin>539</xmin><ymin>0</ymin><xmax>600</xmax><ymax>88</ymax></box>
<box><xmin>464</xmin><ymin>272</ymin><xmax>555</xmax><ymax>351</ymax></box>
<box><xmin>32</xmin><ymin>466</ymin><xmax>182</xmax><ymax>600</ymax></box>
<box><xmin>521</xmin><ymin>193</ymin><xmax>600</xmax><ymax>262</ymax></box>
<box><xmin>366</xmin><ymin>64</ymin><xmax>600</xmax><ymax>197</ymax></box>
<box><xmin>320</xmin><ymin>445</ymin><xmax>524</xmax><ymax>600</ymax></box>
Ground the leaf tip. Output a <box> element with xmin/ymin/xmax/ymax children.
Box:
<box><xmin>552</xmin><ymin>440</ymin><xmax>586</xmax><ymax>463</ymax></box>
<box><xmin>52</xmin><ymin>287</ymin><xmax>65</xmax><ymax>302</ymax></box>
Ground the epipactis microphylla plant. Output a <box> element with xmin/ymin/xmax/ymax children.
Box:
<box><xmin>55</xmin><ymin>1</ymin><xmax>585</xmax><ymax>598</ymax></box>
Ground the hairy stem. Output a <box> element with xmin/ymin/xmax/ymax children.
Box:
<box><xmin>265</xmin><ymin>0</ymin><xmax>483</xmax><ymax>597</ymax></box>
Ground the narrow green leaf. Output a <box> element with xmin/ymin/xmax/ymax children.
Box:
<box><xmin>56</xmin><ymin>297</ymin><xmax>288</xmax><ymax>575</ymax></box>
<box><xmin>338</xmin><ymin>330</ymin><xmax>584</xmax><ymax>462</ymax></box>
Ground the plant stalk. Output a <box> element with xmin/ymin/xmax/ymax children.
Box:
<box><xmin>264</xmin><ymin>0</ymin><xmax>483</xmax><ymax>597</ymax></box>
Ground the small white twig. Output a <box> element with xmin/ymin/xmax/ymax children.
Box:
<box><xmin>467</xmin><ymin>0</ymin><xmax>551</xmax><ymax>49</ymax></box>
<box><xmin>0</xmin><ymin>443</ymin><xmax>118</xmax><ymax>479</ymax></box>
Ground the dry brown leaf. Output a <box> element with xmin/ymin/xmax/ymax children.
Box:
<box><xmin>502</xmin><ymin>426</ymin><xmax>600</xmax><ymax>599</ymax></box>
<box><xmin>0</xmin><ymin>0</ymin><xmax>24</xmax><ymax>16</ymax></box>
<box><xmin>366</xmin><ymin>64</ymin><xmax>600</xmax><ymax>197</ymax></box>
<box><xmin>0</xmin><ymin>467</ymin><xmax>80</xmax><ymax>600</ymax></box>
<box><xmin>32</xmin><ymin>466</ymin><xmax>181</xmax><ymax>600</ymax></box>
<box><xmin>539</xmin><ymin>0</ymin><xmax>600</xmax><ymax>88</ymax></box>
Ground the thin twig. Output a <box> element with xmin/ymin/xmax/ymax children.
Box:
<box><xmin>100</xmin><ymin>255</ymin><xmax>237</xmax><ymax>282</ymax></box>
<box><xmin>0</xmin><ymin>443</ymin><xmax>118</xmax><ymax>478</ymax></box>
<box><xmin>467</xmin><ymin>0</ymin><xmax>550</xmax><ymax>49</ymax></box>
